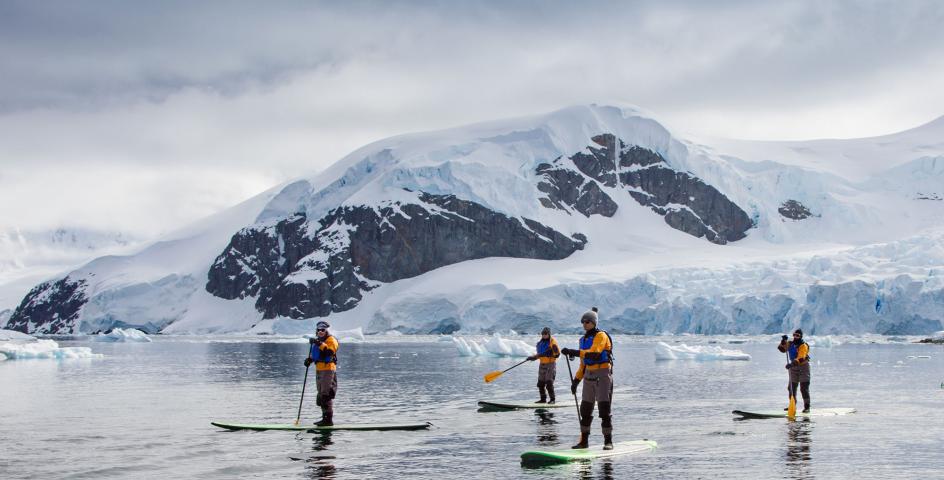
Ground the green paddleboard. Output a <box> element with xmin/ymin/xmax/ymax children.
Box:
<box><xmin>211</xmin><ymin>421</ymin><xmax>432</xmax><ymax>432</ymax></box>
<box><xmin>732</xmin><ymin>407</ymin><xmax>856</xmax><ymax>419</ymax></box>
<box><xmin>477</xmin><ymin>400</ymin><xmax>568</xmax><ymax>410</ymax></box>
<box><xmin>521</xmin><ymin>440</ymin><xmax>657</xmax><ymax>466</ymax></box>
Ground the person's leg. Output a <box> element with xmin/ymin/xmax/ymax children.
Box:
<box><xmin>597</xmin><ymin>369</ymin><xmax>614</xmax><ymax>449</ymax></box>
<box><xmin>547</xmin><ymin>363</ymin><xmax>556</xmax><ymax>403</ymax></box>
<box><xmin>800</xmin><ymin>382</ymin><xmax>811</xmax><ymax>412</ymax></box>
<box><xmin>573</xmin><ymin>372</ymin><xmax>598</xmax><ymax>448</ymax></box>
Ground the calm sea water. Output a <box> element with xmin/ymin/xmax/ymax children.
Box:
<box><xmin>1</xmin><ymin>335</ymin><xmax>943</xmax><ymax>479</ymax></box>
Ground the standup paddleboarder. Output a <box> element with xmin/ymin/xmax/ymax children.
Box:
<box><xmin>527</xmin><ymin>327</ymin><xmax>560</xmax><ymax>404</ymax></box>
<box><xmin>304</xmin><ymin>321</ymin><xmax>339</xmax><ymax>426</ymax></box>
<box><xmin>561</xmin><ymin>307</ymin><xmax>615</xmax><ymax>450</ymax></box>
<box><xmin>778</xmin><ymin>329</ymin><xmax>811</xmax><ymax>413</ymax></box>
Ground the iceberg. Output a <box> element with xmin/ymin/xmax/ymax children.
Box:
<box><xmin>453</xmin><ymin>333</ymin><xmax>533</xmax><ymax>357</ymax></box>
<box><xmin>0</xmin><ymin>338</ymin><xmax>102</xmax><ymax>361</ymax></box>
<box><xmin>654</xmin><ymin>342</ymin><xmax>751</xmax><ymax>361</ymax></box>
<box><xmin>0</xmin><ymin>329</ymin><xmax>34</xmax><ymax>341</ymax></box>
<box><xmin>94</xmin><ymin>328</ymin><xmax>152</xmax><ymax>343</ymax></box>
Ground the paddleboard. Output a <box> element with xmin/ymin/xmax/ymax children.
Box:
<box><xmin>731</xmin><ymin>407</ymin><xmax>856</xmax><ymax>419</ymax></box>
<box><xmin>477</xmin><ymin>400</ymin><xmax>568</xmax><ymax>410</ymax></box>
<box><xmin>211</xmin><ymin>421</ymin><xmax>432</xmax><ymax>431</ymax></box>
<box><xmin>521</xmin><ymin>440</ymin><xmax>657</xmax><ymax>466</ymax></box>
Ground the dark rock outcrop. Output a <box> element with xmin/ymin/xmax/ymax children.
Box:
<box><xmin>207</xmin><ymin>192</ymin><xmax>587</xmax><ymax>319</ymax></box>
<box><xmin>7</xmin><ymin>277</ymin><xmax>88</xmax><ymax>333</ymax></box>
<box><xmin>538</xmin><ymin>133</ymin><xmax>753</xmax><ymax>244</ymax></box>
<box><xmin>778</xmin><ymin>200</ymin><xmax>813</xmax><ymax>220</ymax></box>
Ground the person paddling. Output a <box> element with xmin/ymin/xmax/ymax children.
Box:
<box><xmin>561</xmin><ymin>307</ymin><xmax>615</xmax><ymax>450</ymax></box>
<box><xmin>304</xmin><ymin>321</ymin><xmax>339</xmax><ymax>426</ymax></box>
<box><xmin>527</xmin><ymin>327</ymin><xmax>560</xmax><ymax>404</ymax></box>
<box><xmin>778</xmin><ymin>328</ymin><xmax>811</xmax><ymax>413</ymax></box>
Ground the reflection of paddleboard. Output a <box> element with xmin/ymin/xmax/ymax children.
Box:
<box><xmin>211</xmin><ymin>421</ymin><xmax>432</xmax><ymax>431</ymax></box>
<box><xmin>521</xmin><ymin>440</ymin><xmax>657</xmax><ymax>466</ymax></box>
<box><xmin>731</xmin><ymin>408</ymin><xmax>856</xmax><ymax>419</ymax></box>
<box><xmin>477</xmin><ymin>400</ymin><xmax>568</xmax><ymax>410</ymax></box>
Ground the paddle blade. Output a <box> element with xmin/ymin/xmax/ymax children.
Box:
<box><xmin>484</xmin><ymin>371</ymin><xmax>503</xmax><ymax>383</ymax></box>
<box><xmin>787</xmin><ymin>395</ymin><xmax>797</xmax><ymax>417</ymax></box>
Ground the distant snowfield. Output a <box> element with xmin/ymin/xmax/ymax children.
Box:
<box><xmin>6</xmin><ymin>105</ymin><xmax>944</xmax><ymax>335</ymax></box>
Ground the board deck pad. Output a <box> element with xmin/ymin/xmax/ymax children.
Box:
<box><xmin>211</xmin><ymin>421</ymin><xmax>432</xmax><ymax>432</ymax></box>
<box><xmin>731</xmin><ymin>407</ymin><xmax>856</xmax><ymax>419</ymax></box>
<box><xmin>521</xmin><ymin>440</ymin><xmax>657</xmax><ymax>466</ymax></box>
<box><xmin>477</xmin><ymin>400</ymin><xmax>569</xmax><ymax>410</ymax></box>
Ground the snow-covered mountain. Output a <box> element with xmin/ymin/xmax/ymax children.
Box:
<box><xmin>0</xmin><ymin>228</ymin><xmax>139</xmax><ymax>312</ymax></box>
<box><xmin>7</xmin><ymin>105</ymin><xmax>944</xmax><ymax>335</ymax></box>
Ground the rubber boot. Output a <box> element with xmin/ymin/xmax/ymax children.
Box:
<box><xmin>547</xmin><ymin>383</ymin><xmax>555</xmax><ymax>404</ymax></box>
<box><xmin>571</xmin><ymin>432</ymin><xmax>590</xmax><ymax>449</ymax></box>
<box><xmin>315</xmin><ymin>404</ymin><xmax>333</xmax><ymax>426</ymax></box>
<box><xmin>603</xmin><ymin>434</ymin><xmax>614</xmax><ymax>450</ymax></box>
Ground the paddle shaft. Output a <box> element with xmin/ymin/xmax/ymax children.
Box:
<box><xmin>295</xmin><ymin>344</ymin><xmax>314</xmax><ymax>425</ymax></box>
<box><xmin>786</xmin><ymin>350</ymin><xmax>796</xmax><ymax>415</ymax></box>
<box><xmin>502</xmin><ymin>357</ymin><xmax>530</xmax><ymax>375</ymax></box>
<box><xmin>564</xmin><ymin>354</ymin><xmax>582</xmax><ymax>422</ymax></box>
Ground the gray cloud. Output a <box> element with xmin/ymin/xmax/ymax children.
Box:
<box><xmin>1</xmin><ymin>0</ymin><xmax>942</xmax><ymax>238</ymax></box>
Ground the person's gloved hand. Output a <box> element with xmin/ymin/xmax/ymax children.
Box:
<box><xmin>561</xmin><ymin>348</ymin><xmax>579</xmax><ymax>358</ymax></box>
<box><xmin>527</xmin><ymin>355</ymin><xmax>537</xmax><ymax>361</ymax></box>
<box><xmin>781</xmin><ymin>335</ymin><xmax>789</xmax><ymax>342</ymax></box>
<box><xmin>571</xmin><ymin>379</ymin><xmax>580</xmax><ymax>395</ymax></box>
<box><xmin>304</xmin><ymin>358</ymin><xmax>313</xmax><ymax>367</ymax></box>
<box><xmin>784</xmin><ymin>362</ymin><xmax>793</xmax><ymax>369</ymax></box>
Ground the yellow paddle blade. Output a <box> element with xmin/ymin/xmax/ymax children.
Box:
<box><xmin>484</xmin><ymin>370</ymin><xmax>503</xmax><ymax>383</ymax></box>
<box><xmin>787</xmin><ymin>395</ymin><xmax>797</xmax><ymax>417</ymax></box>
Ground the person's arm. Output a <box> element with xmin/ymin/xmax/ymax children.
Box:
<box><xmin>550</xmin><ymin>340</ymin><xmax>560</xmax><ymax>358</ymax></box>
<box><xmin>318</xmin><ymin>337</ymin><xmax>338</xmax><ymax>356</ymax></box>
<box><xmin>793</xmin><ymin>343</ymin><xmax>809</xmax><ymax>365</ymax></box>
<box><xmin>581</xmin><ymin>332</ymin><xmax>609</xmax><ymax>361</ymax></box>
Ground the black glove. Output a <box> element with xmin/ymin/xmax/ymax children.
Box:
<box><xmin>571</xmin><ymin>379</ymin><xmax>580</xmax><ymax>395</ymax></box>
<box><xmin>784</xmin><ymin>362</ymin><xmax>793</xmax><ymax>369</ymax></box>
<box><xmin>304</xmin><ymin>358</ymin><xmax>313</xmax><ymax>367</ymax></box>
<box><xmin>781</xmin><ymin>335</ymin><xmax>789</xmax><ymax>342</ymax></box>
<box><xmin>561</xmin><ymin>348</ymin><xmax>579</xmax><ymax>358</ymax></box>
<box><xmin>527</xmin><ymin>355</ymin><xmax>537</xmax><ymax>361</ymax></box>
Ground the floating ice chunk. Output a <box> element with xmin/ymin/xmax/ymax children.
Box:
<box><xmin>654</xmin><ymin>342</ymin><xmax>751</xmax><ymax>361</ymax></box>
<box><xmin>333</xmin><ymin>327</ymin><xmax>365</xmax><ymax>342</ymax></box>
<box><xmin>452</xmin><ymin>333</ymin><xmax>532</xmax><ymax>357</ymax></box>
<box><xmin>0</xmin><ymin>339</ymin><xmax>102</xmax><ymax>360</ymax></box>
<box><xmin>0</xmin><ymin>329</ymin><xmax>34</xmax><ymax>341</ymax></box>
<box><xmin>94</xmin><ymin>328</ymin><xmax>152</xmax><ymax>343</ymax></box>
<box><xmin>807</xmin><ymin>335</ymin><xmax>841</xmax><ymax>348</ymax></box>
<box><xmin>382</xmin><ymin>330</ymin><xmax>404</xmax><ymax>336</ymax></box>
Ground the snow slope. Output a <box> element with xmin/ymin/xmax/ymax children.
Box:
<box><xmin>9</xmin><ymin>104</ymin><xmax>944</xmax><ymax>335</ymax></box>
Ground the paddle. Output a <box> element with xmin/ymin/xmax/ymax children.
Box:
<box><xmin>294</xmin><ymin>343</ymin><xmax>314</xmax><ymax>426</ymax></box>
<box><xmin>484</xmin><ymin>358</ymin><xmax>530</xmax><ymax>383</ymax></box>
<box><xmin>786</xmin><ymin>349</ymin><xmax>797</xmax><ymax>418</ymax></box>
<box><xmin>564</xmin><ymin>354</ymin><xmax>582</xmax><ymax>422</ymax></box>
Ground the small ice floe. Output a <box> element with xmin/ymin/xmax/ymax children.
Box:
<box><xmin>303</xmin><ymin>327</ymin><xmax>365</xmax><ymax>343</ymax></box>
<box><xmin>436</xmin><ymin>335</ymin><xmax>454</xmax><ymax>342</ymax></box>
<box><xmin>94</xmin><ymin>328</ymin><xmax>152</xmax><ymax>343</ymax></box>
<box><xmin>807</xmin><ymin>335</ymin><xmax>841</xmax><ymax>348</ymax></box>
<box><xmin>654</xmin><ymin>342</ymin><xmax>751</xmax><ymax>361</ymax></box>
<box><xmin>0</xmin><ymin>329</ymin><xmax>34</xmax><ymax>341</ymax></box>
<box><xmin>0</xmin><ymin>338</ymin><xmax>101</xmax><ymax>361</ymax></box>
<box><xmin>453</xmin><ymin>333</ymin><xmax>532</xmax><ymax>357</ymax></box>
<box><xmin>382</xmin><ymin>330</ymin><xmax>404</xmax><ymax>336</ymax></box>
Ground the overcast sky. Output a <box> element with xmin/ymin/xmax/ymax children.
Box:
<box><xmin>2</xmin><ymin>0</ymin><xmax>943</xmax><ymax>239</ymax></box>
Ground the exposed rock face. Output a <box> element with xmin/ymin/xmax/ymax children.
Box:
<box><xmin>207</xmin><ymin>192</ymin><xmax>587</xmax><ymax>319</ymax></box>
<box><xmin>538</xmin><ymin>133</ymin><xmax>753</xmax><ymax>244</ymax></box>
<box><xmin>778</xmin><ymin>200</ymin><xmax>813</xmax><ymax>220</ymax></box>
<box><xmin>7</xmin><ymin>277</ymin><xmax>88</xmax><ymax>333</ymax></box>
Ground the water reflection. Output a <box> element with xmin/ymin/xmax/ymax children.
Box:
<box><xmin>298</xmin><ymin>432</ymin><xmax>337</xmax><ymax>479</ymax></box>
<box><xmin>535</xmin><ymin>411</ymin><xmax>559</xmax><ymax>444</ymax></box>
<box><xmin>784</xmin><ymin>420</ymin><xmax>813</xmax><ymax>479</ymax></box>
<box><xmin>574</xmin><ymin>460</ymin><xmax>616</xmax><ymax>480</ymax></box>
